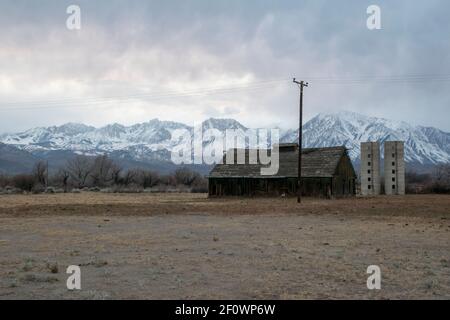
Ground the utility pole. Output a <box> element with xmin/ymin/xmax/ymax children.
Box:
<box><xmin>46</xmin><ymin>160</ymin><xmax>49</xmax><ymax>189</ymax></box>
<box><xmin>293</xmin><ymin>78</ymin><xmax>308</xmax><ymax>203</ymax></box>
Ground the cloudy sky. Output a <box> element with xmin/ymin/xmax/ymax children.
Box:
<box><xmin>0</xmin><ymin>0</ymin><xmax>449</xmax><ymax>133</ymax></box>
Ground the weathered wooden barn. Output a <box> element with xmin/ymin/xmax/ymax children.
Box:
<box><xmin>208</xmin><ymin>144</ymin><xmax>356</xmax><ymax>197</ymax></box>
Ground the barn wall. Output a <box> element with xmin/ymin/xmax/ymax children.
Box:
<box><xmin>208</xmin><ymin>148</ymin><xmax>358</xmax><ymax>198</ymax></box>
<box><xmin>301</xmin><ymin>177</ymin><xmax>332</xmax><ymax>197</ymax></box>
<box><xmin>209</xmin><ymin>177</ymin><xmax>335</xmax><ymax>197</ymax></box>
<box><xmin>332</xmin><ymin>154</ymin><xmax>357</xmax><ymax>196</ymax></box>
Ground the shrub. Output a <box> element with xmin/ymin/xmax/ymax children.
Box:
<box><xmin>12</xmin><ymin>174</ymin><xmax>35</xmax><ymax>192</ymax></box>
<box><xmin>430</xmin><ymin>182</ymin><xmax>450</xmax><ymax>194</ymax></box>
<box><xmin>174</xmin><ymin>167</ymin><xmax>201</xmax><ymax>186</ymax></box>
<box><xmin>137</xmin><ymin>170</ymin><xmax>160</xmax><ymax>189</ymax></box>
<box><xmin>191</xmin><ymin>185</ymin><xmax>208</xmax><ymax>193</ymax></box>
<box><xmin>32</xmin><ymin>183</ymin><xmax>46</xmax><ymax>194</ymax></box>
<box><xmin>191</xmin><ymin>176</ymin><xmax>208</xmax><ymax>193</ymax></box>
<box><xmin>0</xmin><ymin>174</ymin><xmax>11</xmax><ymax>188</ymax></box>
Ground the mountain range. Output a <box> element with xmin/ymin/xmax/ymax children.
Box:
<box><xmin>0</xmin><ymin>111</ymin><xmax>449</xmax><ymax>174</ymax></box>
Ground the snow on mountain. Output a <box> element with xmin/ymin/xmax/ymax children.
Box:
<box><xmin>0</xmin><ymin>123</ymin><xmax>95</xmax><ymax>149</ymax></box>
<box><xmin>201</xmin><ymin>118</ymin><xmax>247</xmax><ymax>132</ymax></box>
<box><xmin>0</xmin><ymin>118</ymin><xmax>241</xmax><ymax>162</ymax></box>
<box><xmin>1</xmin><ymin>112</ymin><xmax>449</xmax><ymax>166</ymax></box>
<box><xmin>280</xmin><ymin>111</ymin><xmax>450</xmax><ymax>164</ymax></box>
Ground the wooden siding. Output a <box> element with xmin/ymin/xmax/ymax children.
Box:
<box><xmin>209</xmin><ymin>177</ymin><xmax>337</xmax><ymax>198</ymax></box>
<box><xmin>208</xmin><ymin>147</ymin><xmax>356</xmax><ymax>198</ymax></box>
<box><xmin>331</xmin><ymin>151</ymin><xmax>357</xmax><ymax>196</ymax></box>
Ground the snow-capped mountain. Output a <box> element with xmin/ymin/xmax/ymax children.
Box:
<box><xmin>0</xmin><ymin>112</ymin><xmax>449</xmax><ymax>173</ymax></box>
<box><xmin>280</xmin><ymin>111</ymin><xmax>450</xmax><ymax>165</ymax></box>
<box><xmin>0</xmin><ymin>118</ymin><xmax>249</xmax><ymax>166</ymax></box>
<box><xmin>0</xmin><ymin>119</ymin><xmax>189</xmax><ymax>159</ymax></box>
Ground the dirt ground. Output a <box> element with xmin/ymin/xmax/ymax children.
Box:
<box><xmin>0</xmin><ymin>193</ymin><xmax>449</xmax><ymax>300</ymax></box>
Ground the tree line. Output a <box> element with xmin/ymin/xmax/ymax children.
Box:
<box><xmin>0</xmin><ymin>155</ymin><xmax>208</xmax><ymax>194</ymax></box>
<box><xmin>1</xmin><ymin>154</ymin><xmax>448</xmax><ymax>195</ymax></box>
<box><xmin>405</xmin><ymin>164</ymin><xmax>450</xmax><ymax>194</ymax></box>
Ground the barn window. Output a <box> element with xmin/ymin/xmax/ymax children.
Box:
<box><xmin>392</xmin><ymin>169</ymin><xmax>395</xmax><ymax>174</ymax></box>
<box><xmin>368</xmin><ymin>185</ymin><xmax>372</xmax><ymax>190</ymax></box>
<box><xmin>368</xmin><ymin>177</ymin><xmax>371</xmax><ymax>182</ymax></box>
<box><xmin>392</xmin><ymin>177</ymin><xmax>395</xmax><ymax>182</ymax></box>
<box><xmin>368</xmin><ymin>170</ymin><xmax>371</xmax><ymax>174</ymax></box>
<box><xmin>392</xmin><ymin>185</ymin><xmax>396</xmax><ymax>189</ymax></box>
<box><xmin>368</xmin><ymin>162</ymin><xmax>371</xmax><ymax>166</ymax></box>
<box><xmin>392</xmin><ymin>153</ymin><xmax>395</xmax><ymax>158</ymax></box>
<box><xmin>392</xmin><ymin>162</ymin><xmax>395</xmax><ymax>166</ymax></box>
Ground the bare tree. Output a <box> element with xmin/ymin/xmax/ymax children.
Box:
<box><xmin>110</xmin><ymin>164</ymin><xmax>123</xmax><ymax>185</ymax></box>
<box><xmin>13</xmin><ymin>174</ymin><xmax>35</xmax><ymax>192</ymax></box>
<box><xmin>433</xmin><ymin>164</ymin><xmax>450</xmax><ymax>185</ymax></box>
<box><xmin>90</xmin><ymin>155</ymin><xmax>115</xmax><ymax>187</ymax></box>
<box><xmin>33</xmin><ymin>161</ymin><xmax>48</xmax><ymax>187</ymax></box>
<box><xmin>121</xmin><ymin>169</ymin><xmax>138</xmax><ymax>186</ymax></box>
<box><xmin>137</xmin><ymin>170</ymin><xmax>160</xmax><ymax>189</ymax></box>
<box><xmin>0</xmin><ymin>174</ymin><xmax>10</xmax><ymax>188</ymax></box>
<box><xmin>174</xmin><ymin>167</ymin><xmax>200</xmax><ymax>186</ymax></box>
<box><xmin>159</xmin><ymin>174</ymin><xmax>177</xmax><ymax>187</ymax></box>
<box><xmin>55</xmin><ymin>169</ymin><xmax>70</xmax><ymax>193</ymax></box>
<box><xmin>66</xmin><ymin>155</ymin><xmax>93</xmax><ymax>188</ymax></box>
<box><xmin>432</xmin><ymin>163</ymin><xmax>450</xmax><ymax>193</ymax></box>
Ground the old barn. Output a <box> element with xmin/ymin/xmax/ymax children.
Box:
<box><xmin>208</xmin><ymin>144</ymin><xmax>356</xmax><ymax>197</ymax></box>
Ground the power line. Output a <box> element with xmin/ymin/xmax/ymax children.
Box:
<box><xmin>0</xmin><ymin>78</ymin><xmax>290</xmax><ymax>106</ymax></box>
<box><xmin>0</xmin><ymin>78</ymin><xmax>291</xmax><ymax>111</ymax></box>
<box><xmin>0</xmin><ymin>73</ymin><xmax>449</xmax><ymax>112</ymax></box>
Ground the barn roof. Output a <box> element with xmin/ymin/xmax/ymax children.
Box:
<box><xmin>209</xmin><ymin>145</ymin><xmax>348</xmax><ymax>178</ymax></box>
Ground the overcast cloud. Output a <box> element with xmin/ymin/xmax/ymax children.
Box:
<box><xmin>0</xmin><ymin>0</ymin><xmax>449</xmax><ymax>133</ymax></box>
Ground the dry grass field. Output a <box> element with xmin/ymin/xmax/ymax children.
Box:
<box><xmin>0</xmin><ymin>193</ymin><xmax>449</xmax><ymax>299</ymax></box>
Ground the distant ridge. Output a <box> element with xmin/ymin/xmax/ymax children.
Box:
<box><xmin>0</xmin><ymin>112</ymin><xmax>449</xmax><ymax>174</ymax></box>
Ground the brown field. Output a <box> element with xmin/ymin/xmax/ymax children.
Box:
<box><xmin>0</xmin><ymin>193</ymin><xmax>449</xmax><ymax>300</ymax></box>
